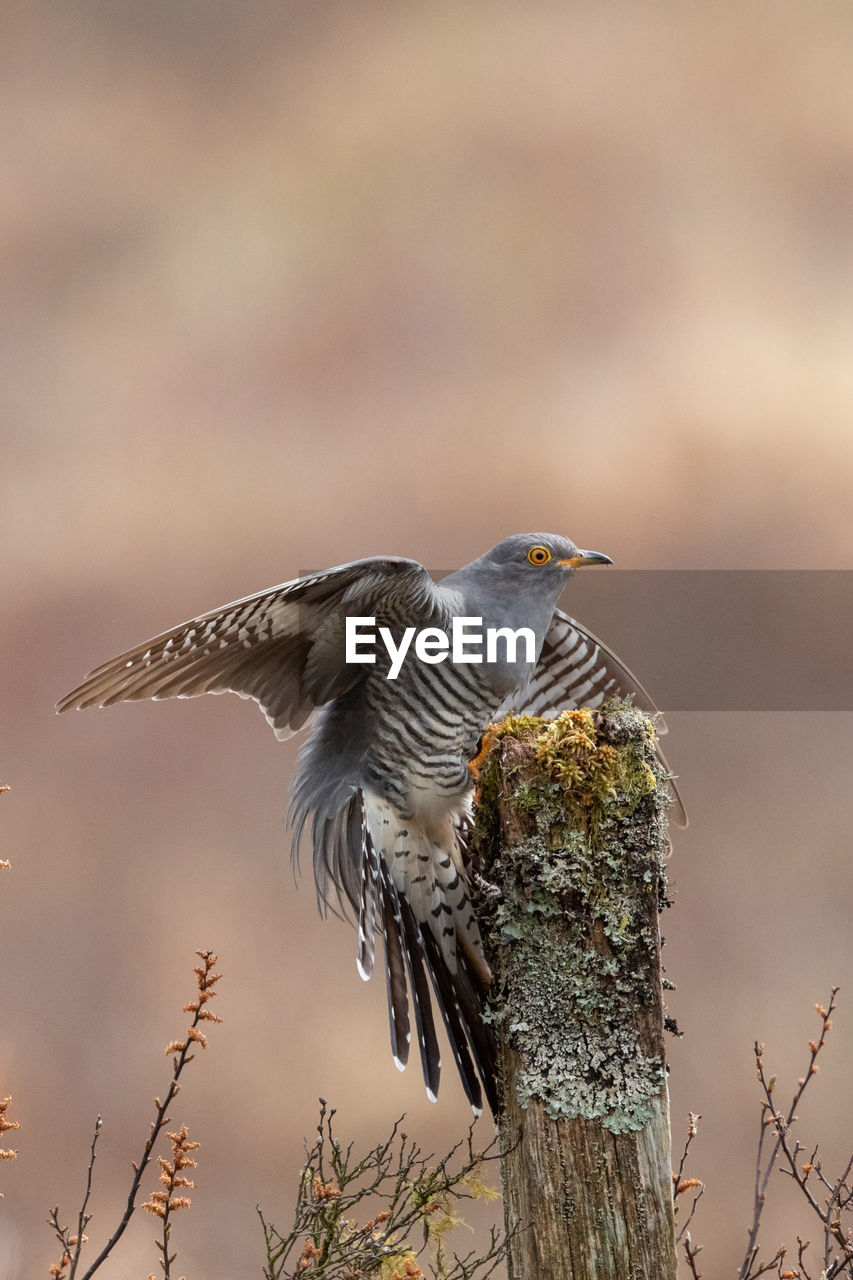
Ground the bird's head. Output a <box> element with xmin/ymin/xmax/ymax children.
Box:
<box><xmin>473</xmin><ymin>533</ymin><xmax>613</xmax><ymax>580</ymax></box>
<box><xmin>440</xmin><ymin>533</ymin><xmax>613</xmax><ymax>638</ymax></box>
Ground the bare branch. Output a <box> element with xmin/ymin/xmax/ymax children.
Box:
<box><xmin>260</xmin><ymin>1100</ymin><xmax>509</xmax><ymax>1280</ymax></box>
<box><xmin>47</xmin><ymin>950</ymin><xmax>222</xmax><ymax>1279</ymax></box>
<box><xmin>739</xmin><ymin>989</ymin><xmax>853</xmax><ymax>1280</ymax></box>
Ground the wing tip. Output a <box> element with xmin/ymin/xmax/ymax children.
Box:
<box><xmin>56</xmin><ymin>692</ymin><xmax>93</xmax><ymax>714</ymax></box>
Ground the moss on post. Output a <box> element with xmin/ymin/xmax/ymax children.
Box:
<box><xmin>472</xmin><ymin>701</ymin><xmax>677</xmax><ymax>1280</ymax></box>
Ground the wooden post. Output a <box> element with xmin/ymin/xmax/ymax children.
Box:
<box><xmin>472</xmin><ymin>703</ymin><xmax>677</xmax><ymax>1280</ymax></box>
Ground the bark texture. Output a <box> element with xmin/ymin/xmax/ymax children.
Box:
<box><xmin>472</xmin><ymin>703</ymin><xmax>677</xmax><ymax>1280</ymax></box>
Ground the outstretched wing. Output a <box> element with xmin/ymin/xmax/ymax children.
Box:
<box><xmin>497</xmin><ymin>608</ymin><xmax>687</xmax><ymax>826</ymax></box>
<box><xmin>56</xmin><ymin>557</ymin><xmax>436</xmax><ymax>741</ymax></box>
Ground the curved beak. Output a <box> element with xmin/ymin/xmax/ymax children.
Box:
<box><xmin>558</xmin><ymin>549</ymin><xmax>614</xmax><ymax>569</ymax></box>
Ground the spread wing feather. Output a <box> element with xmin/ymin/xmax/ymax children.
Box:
<box><xmin>57</xmin><ymin>557</ymin><xmax>435</xmax><ymax>741</ymax></box>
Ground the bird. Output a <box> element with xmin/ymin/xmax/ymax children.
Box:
<box><xmin>57</xmin><ymin>532</ymin><xmax>683</xmax><ymax>1116</ymax></box>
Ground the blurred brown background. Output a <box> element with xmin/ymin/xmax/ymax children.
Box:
<box><xmin>2</xmin><ymin>2</ymin><xmax>853</xmax><ymax>1276</ymax></box>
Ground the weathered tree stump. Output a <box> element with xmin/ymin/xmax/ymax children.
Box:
<box><xmin>472</xmin><ymin>702</ymin><xmax>677</xmax><ymax>1280</ymax></box>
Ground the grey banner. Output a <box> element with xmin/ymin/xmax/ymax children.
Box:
<box><xmin>541</xmin><ymin>569</ymin><xmax>852</xmax><ymax>712</ymax></box>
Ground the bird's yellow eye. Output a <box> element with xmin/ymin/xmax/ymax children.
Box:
<box><xmin>526</xmin><ymin>545</ymin><xmax>552</xmax><ymax>566</ymax></box>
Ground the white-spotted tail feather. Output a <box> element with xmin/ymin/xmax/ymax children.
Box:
<box><xmin>356</xmin><ymin>805</ymin><xmax>380</xmax><ymax>981</ymax></box>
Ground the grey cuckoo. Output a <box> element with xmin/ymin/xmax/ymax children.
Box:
<box><xmin>57</xmin><ymin>532</ymin><xmax>683</xmax><ymax>1115</ymax></box>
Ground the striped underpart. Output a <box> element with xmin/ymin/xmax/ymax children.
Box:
<box><xmin>360</xmin><ymin>644</ymin><xmax>496</xmax><ymax>974</ymax></box>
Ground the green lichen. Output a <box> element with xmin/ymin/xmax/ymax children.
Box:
<box><xmin>494</xmin><ymin>704</ymin><xmax>660</xmax><ymax>837</ymax></box>
<box><xmin>472</xmin><ymin>701</ymin><xmax>671</xmax><ymax>1133</ymax></box>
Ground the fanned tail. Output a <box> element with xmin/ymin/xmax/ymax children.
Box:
<box><xmin>380</xmin><ymin>863</ymin><xmax>495</xmax><ymax>1114</ymax></box>
<box><xmin>420</xmin><ymin>926</ymin><xmax>496</xmax><ymax>1115</ymax></box>
<box><xmin>366</xmin><ymin>824</ymin><xmax>495</xmax><ymax>1114</ymax></box>
<box><xmin>309</xmin><ymin>786</ymin><xmax>497</xmax><ymax>1112</ymax></box>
